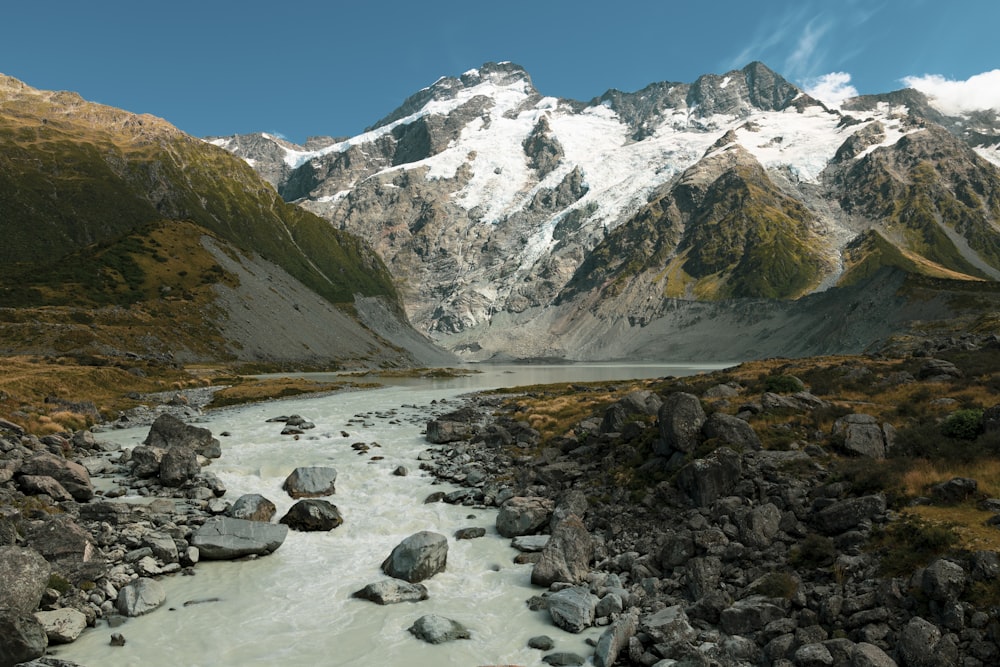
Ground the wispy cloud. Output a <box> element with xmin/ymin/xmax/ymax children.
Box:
<box><xmin>902</xmin><ymin>70</ymin><xmax>1000</xmax><ymax>115</ymax></box>
<box><xmin>802</xmin><ymin>72</ymin><xmax>859</xmax><ymax>109</ymax></box>
<box><xmin>783</xmin><ymin>16</ymin><xmax>834</xmax><ymax>80</ymax></box>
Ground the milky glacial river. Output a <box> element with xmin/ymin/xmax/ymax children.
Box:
<box><xmin>56</xmin><ymin>363</ymin><xmax>725</xmax><ymax>667</ymax></box>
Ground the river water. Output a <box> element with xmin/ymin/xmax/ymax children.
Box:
<box><xmin>56</xmin><ymin>363</ymin><xmax>726</xmax><ymax>667</ymax></box>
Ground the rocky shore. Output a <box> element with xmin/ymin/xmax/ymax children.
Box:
<box><xmin>416</xmin><ymin>357</ymin><xmax>1000</xmax><ymax>667</ymax></box>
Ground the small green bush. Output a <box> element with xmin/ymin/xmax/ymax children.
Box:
<box><xmin>941</xmin><ymin>409</ymin><xmax>984</xmax><ymax>440</ymax></box>
<box><xmin>763</xmin><ymin>374</ymin><xmax>805</xmax><ymax>394</ymax></box>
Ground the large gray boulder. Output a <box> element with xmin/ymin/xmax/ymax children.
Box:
<box><xmin>656</xmin><ymin>392</ymin><xmax>706</xmax><ymax>456</ymax></box>
<box><xmin>279</xmin><ymin>499</ymin><xmax>344</xmax><ymax>531</ymax></box>
<box><xmin>129</xmin><ymin>445</ymin><xmax>164</xmax><ymax>478</ymax></box>
<box><xmin>22</xmin><ymin>515</ymin><xmax>104</xmax><ymax>584</ymax></box>
<box><xmin>640</xmin><ymin>605</ymin><xmax>698</xmax><ymax>647</ymax></box>
<box><xmin>408</xmin><ymin>614</ymin><xmax>470</xmax><ymax>644</ymax></box>
<box><xmin>352</xmin><ymin>580</ymin><xmax>429</xmax><ymax>605</ymax></box>
<box><xmin>190</xmin><ymin>517</ymin><xmax>288</xmax><ymax>559</ymax></box>
<box><xmin>898</xmin><ymin>616</ymin><xmax>955</xmax><ymax>667</ymax></box>
<box><xmin>382</xmin><ymin>531</ymin><xmax>448</xmax><ymax>583</ymax></box>
<box><xmin>833</xmin><ymin>414</ymin><xmax>888</xmax><ymax>459</ymax></box>
<box><xmin>851</xmin><ymin>642</ymin><xmax>898</xmax><ymax>667</ymax></box>
<box><xmin>17</xmin><ymin>475</ymin><xmax>73</xmax><ymax>502</ymax></box>
<box><xmin>719</xmin><ymin>596</ymin><xmax>786</xmax><ymax>635</ymax></box>
<box><xmin>34</xmin><ymin>608</ymin><xmax>87</xmax><ymax>644</ymax></box>
<box><xmin>922</xmin><ymin>558</ymin><xmax>966</xmax><ymax>602</ymax></box>
<box><xmin>531</xmin><ymin>515</ymin><xmax>593</xmax><ymax>587</ymax></box>
<box><xmin>425</xmin><ymin>419</ymin><xmax>474</xmax><ymax>444</ymax></box>
<box><xmin>703</xmin><ymin>412</ymin><xmax>761</xmax><ymax>451</ymax></box>
<box><xmin>17</xmin><ymin>451</ymin><xmax>93</xmax><ymax>502</ymax></box>
<box><xmin>144</xmin><ymin>413</ymin><xmax>221</xmax><ymax>458</ymax></box>
<box><xmin>734</xmin><ymin>503</ymin><xmax>782</xmax><ymax>548</ymax></box>
<box><xmin>675</xmin><ymin>447</ymin><xmax>742</xmax><ymax>506</ymax></box>
<box><xmin>0</xmin><ymin>609</ymin><xmax>47</xmax><ymax>666</ymax></box>
<box><xmin>116</xmin><ymin>577</ymin><xmax>166</xmax><ymax>617</ymax></box>
<box><xmin>813</xmin><ymin>495</ymin><xmax>886</xmax><ymax>535</ymax></box>
<box><xmin>158</xmin><ymin>446</ymin><xmax>200</xmax><ymax>487</ymax></box>
<box><xmin>229</xmin><ymin>494</ymin><xmax>278</xmax><ymax>522</ymax></box>
<box><xmin>0</xmin><ymin>546</ymin><xmax>50</xmax><ymax>613</ymax></box>
<box><xmin>496</xmin><ymin>496</ymin><xmax>554</xmax><ymax>537</ymax></box>
<box><xmin>282</xmin><ymin>466</ymin><xmax>337</xmax><ymax>498</ymax></box>
<box><xmin>548</xmin><ymin>586</ymin><xmax>597</xmax><ymax>633</ymax></box>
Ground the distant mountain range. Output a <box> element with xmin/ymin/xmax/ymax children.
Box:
<box><xmin>210</xmin><ymin>61</ymin><xmax>1000</xmax><ymax>361</ymax></box>
<box><xmin>3</xmin><ymin>62</ymin><xmax>1000</xmax><ymax>367</ymax></box>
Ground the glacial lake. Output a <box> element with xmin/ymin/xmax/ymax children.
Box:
<box><xmin>56</xmin><ymin>362</ymin><xmax>730</xmax><ymax>667</ymax></box>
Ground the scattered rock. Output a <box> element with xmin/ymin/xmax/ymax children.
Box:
<box><xmin>407</xmin><ymin>614</ymin><xmax>470</xmax><ymax>644</ymax></box>
<box><xmin>382</xmin><ymin>531</ymin><xmax>448</xmax><ymax>583</ymax></box>
<box><xmin>496</xmin><ymin>496</ymin><xmax>554</xmax><ymax>537</ymax></box>
<box><xmin>279</xmin><ymin>499</ymin><xmax>344</xmax><ymax>531</ymax></box>
<box><xmin>190</xmin><ymin>517</ymin><xmax>288</xmax><ymax>559</ymax></box>
<box><xmin>0</xmin><ymin>608</ymin><xmax>48</xmax><ymax>665</ymax></box>
<box><xmin>34</xmin><ymin>608</ymin><xmax>87</xmax><ymax>644</ymax></box>
<box><xmin>656</xmin><ymin>392</ymin><xmax>706</xmax><ymax>456</ymax></box>
<box><xmin>547</xmin><ymin>586</ymin><xmax>596</xmax><ymax>633</ymax></box>
<box><xmin>531</xmin><ymin>514</ymin><xmax>593</xmax><ymax>587</ymax></box>
<box><xmin>282</xmin><ymin>466</ymin><xmax>338</xmax><ymax>498</ymax></box>
<box><xmin>116</xmin><ymin>577</ymin><xmax>166</xmax><ymax>617</ymax></box>
<box><xmin>144</xmin><ymin>413</ymin><xmax>221</xmax><ymax>458</ymax></box>
<box><xmin>0</xmin><ymin>546</ymin><xmax>50</xmax><ymax>613</ymax></box>
<box><xmin>229</xmin><ymin>493</ymin><xmax>278</xmax><ymax>522</ymax></box>
<box><xmin>352</xmin><ymin>580</ymin><xmax>429</xmax><ymax>605</ymax></box>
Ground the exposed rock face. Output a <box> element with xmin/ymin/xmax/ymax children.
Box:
<box><xmin>381</xmin><ymin>531</ymin><xmax>448</xmax><ymax>583</ymax></box>
<box><xmin>190</xmin><ymin>517</ymin><xmax>288</xmax><ymax>559</ymax></box>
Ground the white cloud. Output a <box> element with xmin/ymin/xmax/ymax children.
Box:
<box><xmin>784</xmin><ymin>17</ymin><xmax>833</xmax><ymax>79</ymax></box>
<box><xmin>802</xmin><ymin>72</ymin><xmax>859</xmax><ymax>109</ymax></box>
<box><xmin>902</xmin><ymin>70</ymin><xmax>1000</xmax><ymax>115</ymax></box>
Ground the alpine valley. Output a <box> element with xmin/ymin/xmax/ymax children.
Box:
<box><xmin>213</xmin><ymin>61</ymin><xmax>1000</xmax><ymax>362</ymax></box>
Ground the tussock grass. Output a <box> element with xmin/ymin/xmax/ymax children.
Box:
<box><xmin>206</xmin><ymin>377</ymin><xmax>370</xmax><ymax>409</ymax></box>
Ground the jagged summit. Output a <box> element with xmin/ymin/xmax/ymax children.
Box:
<box><xmin>217</xmin><ymin>61</ymin><xmax>1000</xmax><ymax>361</ymax></box>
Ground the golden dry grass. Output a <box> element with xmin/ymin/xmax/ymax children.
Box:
<box><xmin>906</xmin><ymin>505</ymin><xmax>1000</xmax><ymax>553</ymax></box>
<box><xmin>901</xmin><ymin>459</ymin><xmax>1000</xmax><ymax>499</ymax></box>
<box><xmin>206</xmin><ymin>377</ymin><xmax>369</xmax><ymax>408</ymax></box>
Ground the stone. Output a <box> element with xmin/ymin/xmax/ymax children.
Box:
<box><xmin>512</xmin><ymin>535</ymin><xmax>550</xmax><ymax>552</ymax></box>
<box><xmin>719</xmin><ymin>596</ymin><xmax>786</xmax><ymax>635</ymax></box>
<box><xmin>407</xmin><ymin>614</ymin><xmax>470</xmax><ymax>644</ymax></box>
<box><xmin>17</xmin><ymin>475</ymin><xmax>73</xmax><ymax>501</ymax></box>
<box><xmin>675</xmin><ymin>447</ymin><xmax>742</xmax><ymax>506</ymax></box>
<box><xmin>594</xmin><ymin>610</ymin><xmax>639</xmax><ymax>667</ymax></box>
<box><xmin>17</xmin><ymin>451</ymin><xmax>94</xmax><ymax>501</ymax></box>
<box><xmin>352</xmin><ymin>580</ymin><xmax>429</xmax><ymax>605</ymax></box>
<box><xmin>129</xmin><ymin>445</ymin><xmax>163</xmax><ymax>478</ymax></box>
<box><xmin>547</xmin><ymin>586</ymin><xmax>596</xmax><ymax>633</ymax></box>
<box><xmin>528</xmin><ymin>635</ymin><xmax>555</xmax><ymax>650</ymax></box>
<box><xmin>425</xmin><ymin>420</ymin><xmax>473</xmax><ymax>444</ymax></box>
<box><xmin>620</xmin><ymin>390</ymin><xmax>663</xmax><ymax>416</ymax></box>
<box><xmin>0</xmin><ymin>546</ymin><xmax>50</xmax><ymax>613</ymax></box>
<box><xmin>918</xmin><ymin>358</ymin><xmax>962</xmax><ymax>380</ymax></box>
<box><xmin>34</xmin><ymin>608</ymin><xmax>87</xmax><ymax>644</ymax></box>
<box><xmin>116</xmin><ymin>577</ymin><xmax>166</xmax><ymax>617</ymax></box>
<box><xmin>382</xmin><ymin>531</ymin><xmax>448</xmax><ymax>583</ymax></box>
<box><xmin>656</xmin><ymin>392</ymin><xmax>706</xmax><ymax>456</ymax></box>
<box><xmin>229</xmin><ymin>493</ymin><xmax>277</xmax><ymax>522</ymax></box>
<box><xmin>640</xmin><ymin>605</ymin><xmax>697</xmax><ymax>646</ymax></box>
<box><xmin>833</xmin><ymin>414</ymin><xmax>887</xmax><ymax>459</ymax></box>
<box><xmin>143</xmin><ymin>531</ymin><xmax>179</xmax><ymax>563</ymax></box>
<box><xmin>703</xmin><ymin>412</ymin><xmax>761</xmax><ymax>451</ymax></box>
<box><xmin>0</xmin><ymin>609</ymin><xmax>47</xmax><ymax>666</ymax></box>
<box><xmin>282</xmin><ymin>466</ymin><xmax>337</xmax><ymax>498</ymax></box>
<box><xmin>496</xmin><ymin>496</ymin><xmax>554</xmax><ymax>537</ymax></box>
<box><xmin>922</xmin><ymin>558</ymin><xmax>966</xmax><ymax>602</ymax></box>
<box><xmin>898</xmin><ymin>616</ymin><xmax>943</xmax><ymax>667</ymax></box>
<box><xmin>531</xmin><ymin>514</ymin><xmax>593</xmax><ymax>587</ymax></box>
<box><xmin>813</xmin><ymin>495</ymin><xmax>886</xmax><ymax>534</ymax></box>
<box><xmin>279</xmin><ymin>499</ymin><xmax>344</xmax><ymax>531</ymax></box>
<box><xmin>454</xmin><ymin>527</ymin><xmax>486</xmax><ymax>540</ymax></box>
<box><xmin>542</xmin><ymin>653</ymin><xmax>585</xmax><ymax>666</ymax></box>
<box><xmin>144</xmin><ymin>413</ymin><xmax>221</xmax><ymax>458</ymax></box>
<box><xmin>159</xmin><ymin>446</ymin><xmax>200</xmax><ymax>487</ymax></box>
<box><xmin>22</xmin><ymin>515</ymin><xmax>104</xmax><ymax>584</ymax></box>
<box><xmin>851</xmin><ymin>642</ymin><xmax>898</xmax><ymax>667</ymax></box>
<box><xmin>734</xmin><ymin>503</ymin><xmax>782</xmax><ymax>548</ymax></box>
<box><xmin>190</xmin><ymin>517</ymin><xmax>288</xmax><ymax>559</ymax></box>
<box><xmin>794</xmin><ymin>643</ymin><xmax>834</xmax><ymax>667</ymax></box>
<box><xmin>931</xmin><ymin>477</ymin><xmax>978</xmax><ymax>504</ymax></box>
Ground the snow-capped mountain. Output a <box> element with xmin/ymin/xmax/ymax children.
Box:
<box><xmin>214</xmin><ymin>61</ymin><xmax>1000</xmax><ymax>361</ymax></box>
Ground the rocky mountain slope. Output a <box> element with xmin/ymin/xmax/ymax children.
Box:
<box><xmin>215</xmin><ymin>62</ymin><xmax>1000</xmax><ymax>361</ymax></box>
<box><xmin>0</xmin><ymin>74</ymin><xmax>451</xmax><ymax>368</ymax></box>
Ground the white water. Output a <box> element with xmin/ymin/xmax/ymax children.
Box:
<box><xmin>55</xmin><ymin>363</ymin><xmax>725</xmax><ymax>667</ymax></box>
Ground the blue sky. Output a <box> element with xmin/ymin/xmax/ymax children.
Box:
<box><xmin>2</xmin><ymin>0</ymin><xmax>998</xmax><ymax>143</ymax></box>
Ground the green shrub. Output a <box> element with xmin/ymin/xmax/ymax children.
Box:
<box><xmin>941</xmin><ymin>409</ymin><xmax>984</xmax><ymax>440</ymax></box>
<box><xmin>763</xmin><ymin>374</ymin><xmax>805</xmax><ymax>394</ymax></box>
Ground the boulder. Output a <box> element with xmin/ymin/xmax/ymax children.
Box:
<box><xmin>159</xmin><ymin>446</ymin><xmax>200</xmax><ymax>487</ymax></box>
<box><xmin>0</xmin><ymin>609</ymin><xmax>47</xmax><ymax>666</ymax></box>
<box><xmin>918</xmin><ymin>358</ymin><xmax>962</xmax><ymax>381</ymax></box>
<box><xmin>833</xmin><ymin>414</ymin><xmax>888</xmax><ymax>459</ymax></box>
<box><xmin>531</xmin><ymin>515</ymin><xmax>593</xmax><ymax>587</ymax></box>
<box><xmin>425</xmin><ymin>420</ymin><xmax>473</xmax><ymax>444</ymax></box>
<box><xmin>922</xmin><ymin>558</ymin><xmax>966</xmax><ymax>602</ymax></box>
<box><xmin>454</xmin><ymin>527</ymin><xmax>486</xmax><ymax>540</ymax></box>
<box><xmin>34</xmin><ymin>608</ymin><xmax>87</xmax><ymax>644</ymax></box>
<box><xmin>794</xmin><ymin>643</ymin><xmax>834</xmax><ymax>667</ymax></box>
<box><xmin>620</xmin><ymin>390</ymin><xmax>663</xmax><ymax>416</ymax></box>
<box><xmin>734</xmin><ymin>503</ymin><xmax>782</xmax><ymax>548</ymax></box>
<box><xmin>548</xmin><ymin>586</ymin><xmax>597</xmax><ymax>633</ymax></box>
<box><xmin>229</xmin><ymin>494</ymin><xmax>278</xmax><ymax>522</ymax></box>
<box><xmin>675</xmin><ymin>447</ymin><xmax>742</xmax><ymax>506</ymax></box>
<box><xmin>813</xmin><ymin>495</ymin><xmax>886</xmax><ymax>535</ymax></box>
<box><xmin>144</xmin><ymin>413</ymin><xmax>221</xmax><ymax>458</ymax></box>
<box><xmin>279</xmin><ymin>499</ymin><xmax>344</xmax><ymax>531</ymax></box>
<box><xmin>542</xmin><ymin>653</ymin><xmax>585</xmax><ymax>666</ymax></box>
<box><xmin>382</xmin><ymin>531</ymin><xmax>448</xmax><ymax>583</ymax></box>
<box><xmin>931</xmin><ymin>477</ymin><xmax>978</xmax><ymax>504</ymax></box>
<box><xmin>17</xmin><ymin>475</ymin><xmax>73</xmax><ymax>502</ymax></box>
<box><xmin>898</xmin><ymin>616</ymin><xmax>952</xmax><ymax>667</ymax></box>
<box><xmin>142</xmin><ymin>531</ymin><xmax>179</xmax><ymax>564</ymax></box>
<box><xmin>496</xmin><ymin>496</ymin><xmax>554</xmax><ymax>537</ymax></box>
<box><xmin>0</xmin><ymin>547</ymin><xmax>50</xmax><ymax>613</ymax></box>
<box><xmin>703</xmin><ymin>412</ymin><xmax>761</xmax><ymax>451</ymax></box>
<box><xmin>17</xmin><ymin>452</ymin><xmax>93</xmax><ymax>502</ymax></box>
<box><xmin>407</xmin><ymin>614</ymin><xmax>470</xmax><ymax>644</ymax></box>
<box><xmin>851</xmin><ymin>642</ymin><xmax>898</xmax><ymax>667</ymax></box>
<box><xmin>282</xmin><ymin>466</ymin><xmax>337</xmax><ymax>498</ymax></box>
<box><xmin>116</xmin><ymin>577</ymin><xmax>166</xmax><ymax>617</ymax></box>
<box><xmin>352</xmin><ymin>580</ymin><xmax>429</xmax><ymax>605</ymax></box>
<box><xmin>656</xmin><ymin>392</ymin><xmax>705</xmax><ymax>456</ymax></box>
<box><xmin>719</xmin><ymin>596</ymin><xmax>786</xmax><ymax>635</ymax></box>
<box><xmin>190</xmin><ymin>517</ymin><xmax>288</xmax><ymax>559</ymax></box>
<box><xmin>593</xmin><ymin>610</ymin><xmax>639</xmax><ymax>667</ymax></box>
<box><xmin>640</xmin><ymin>605</ymin><xmax>697</xmax><ymax>647</ymax></box>
<box><xmin>512</xmin><ymin>535</ymin><xmax>550</xmax><ymax>552</ymax></box>
<box><xmin>22</xmin><ymin>515</ymin><xmax>105</xmax><ymax>584</ymax></box>
<box><xmin>129</xmin><ymin>445</ymin><xmax>164</xmax><ymax>478</ymax></box>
